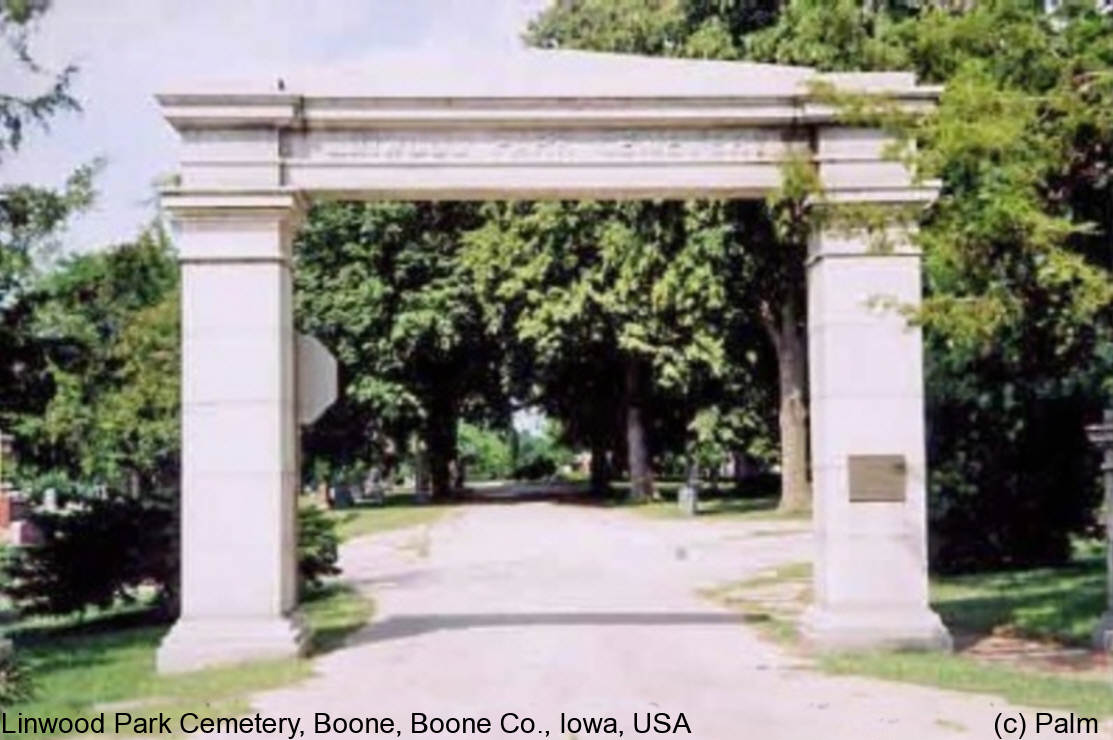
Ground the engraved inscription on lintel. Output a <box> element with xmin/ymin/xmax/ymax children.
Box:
<box><xmin>285</xmin><ymin>128</ymin><xmax>795</xmax><ymax>165</ymax></box>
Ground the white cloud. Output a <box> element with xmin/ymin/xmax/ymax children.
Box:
<box><xmin>0</xmin><ymin>0</ymin><xmax>549</xmax><ymax>252</ymax></box>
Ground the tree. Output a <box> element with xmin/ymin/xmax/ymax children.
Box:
<box><xmin>463</xmin><ymin>200</ymin><xmax>733</xmax><ymax>501</ymax></box>
<box><xmin>739</xmin><ymin>0</ymin><xmax>1113</xmax><ymax>567</ymax></box>
<box><xmin>524</xmin><ymin>2</ymin><xmax>813</xmax><ymax>511</ymax></box>
<box><xmin>0</xmin><ymin>0</ymin><xmax>79</xmax><ymax>158</ymax></box>
<box><xmin>14</xmin><ymin>229</ymin><xmax>179</xmax><ymax>493</ymax></box>
<box><xmin>527</xmin><ymin>0</ymin><xmax>1113</xmax><ymax>545</ymax></box>
<box><xmin>0</xmin><ymin>0</ymin><xmax>96</xmax><ymax>448</ymax></box>
<box><xmin>294</xmin><ymin>202</ymin><xmax>507</xmax><ymax>500</ymax></box>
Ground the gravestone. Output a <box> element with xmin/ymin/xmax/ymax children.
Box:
<box><xmin>362</xmin><ymin>469</ymin><xmax>386</xmax><ymax>505</ymax></box>
<box><xmin>42</xmin><ymin>488</ymin><xmax>58</xmax><ymax>512</ymax></box>
<box><xmin>677</xmin><ymin>460</ymin><xmax>700</xmax><ymax>516</ymax></box>
<box><xmin>677</xmin><ymin>484</ymin><xmax>699</xmax><ymax>516</ymax></box>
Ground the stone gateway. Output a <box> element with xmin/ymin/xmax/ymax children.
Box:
<box><xmin>154</xmin><ymin>50</ymin><xmax>951</xmax><ymax>673</ymax></box>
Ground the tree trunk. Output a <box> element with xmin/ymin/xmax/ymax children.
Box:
<box><xmin>424</xmin><ymin>413</ymin><xmax>457</xmax><ymax>501</ymax></box>
<box><xmin>414</xmin><ymin>445</ymin><xmax>431</xmax><ymax>499</ymax></box>
<box><xmin>763</xmin><ymin>296</ymin><xmax>810</xmax><ymax>513</ymax></box>
<box><xmin>624</xmin><ymin>356</ymin><xmax>654</xmax><ymax>503</ymax></box>
<box><xmin>453</xmin><ymin>458</ymin><xmax>466</xmax><ymax>490</ymax></box>
<box><xmin>589</xmin><ymin>438</ymin><xmax>609</xmax><ymax>496</ymax></box>
<box><xmin>419</xmin><ymin>392</ymin><xmax>460</xmax><ymax>501</ymax></box>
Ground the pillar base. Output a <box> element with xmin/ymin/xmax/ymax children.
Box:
<box><xmin>801</xmin><ymin>605</ymin><xmax>952</xmax><ymax>653</ymax></box>
<box><xmin>156</xmin><ymin>613</ymin><xmax>309</xmax><ymax>674</ymax></box>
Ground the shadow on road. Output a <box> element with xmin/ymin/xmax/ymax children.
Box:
<box><xmin>346</xmin><ymin>611</ymin><xmax>744</xmax><ymax>646</ymax></box>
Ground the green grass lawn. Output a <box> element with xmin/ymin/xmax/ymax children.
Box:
<box><xmin>713</xmin><ymin>550</ymin><xmax>1113</xmax><ymax>716</ymax></box>
<box><xmin>4</xmin><ymin>582</ymin><xmax>371</xmax><ymax>737</ymax></box>
<box><xmin>930</xmin><ymin>552</ymin><xmax>1104</xmax><ymax>647</ymax></box>
<box><xmin>326</xmin><ymin>492</ymin><xmax>455</xmax><ymax>542</ymax></box>
<box><xmin>821</xmin><ymin>650</ymin><xmax>1113</xmax><ymax>718</ymax></box>
<box><xmin>606</xmin><ymin>476</ymin><xmax>808</xmax><ymax>522</ymax></box>
<box><xmin>626</xmin><ymin>494</ymin><xmax>807</xmax><ymax>522</ymax></box>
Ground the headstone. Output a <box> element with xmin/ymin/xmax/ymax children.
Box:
<box><xmin>677</xmin><ymin>483</ymin><xmax>699</xmax><ymax>516</ymax></box>
<box><xmin>362</xmin><ymin>469</ymin><xmax>385</xmax><ymax>505</ymax></box>
<box><xmin>42</xmin><ymin>488</ymin><xmax>58</xmax><ymax>512</ymax></box>
<box><xmin>677</xmin><ymin>459</ymin><xmax>700</xmax><ymax>515</ymax></box>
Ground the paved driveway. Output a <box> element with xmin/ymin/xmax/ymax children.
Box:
<box><xmin>245</xmin><ymin>502</ymin><xmax>1097</xmax><ymax>738</ymax></box>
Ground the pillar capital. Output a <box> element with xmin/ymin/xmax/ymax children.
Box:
<box><xmin>808</xmin><ymin>122</ymin><xmax>937</xmax><ymax>263</ymax></box>
<box><xmin>163</xmin><ymin>189</ymin><xmax>308</xmax><ymax>264</ymax></box>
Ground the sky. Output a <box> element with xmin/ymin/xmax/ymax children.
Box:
<box><xmin>0</xmin><ymin>0</ymin><xmax>549</xmax><ymax>253</ymax></box>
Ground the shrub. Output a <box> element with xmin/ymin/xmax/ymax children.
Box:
<box><xmin>512</xmin><ymin>423</ymin><xmax>574</xmax><ymax>481</ymax></box>
<box><xmin>512</xmin><ymin>457</ymin><xmax>558</xmax><ymax>481</ymax></box>
<box><xmin>457</xmin><ymin>422</ymin><xmax>513</xmax><ymax>481</ymax></box>
<box><xmin>0</xmin><ymin>649</ymin><xmax>32</xmax><ymax>707</ymax></box>
<box><xmin>2</xmin><ymin>492</ymin><xmax>342</xmax><ymax>618</ymax></box>
<box><xmin>297</xmin><ymin>504</ymin><xmax>340</xmax><ymax>595</ymax></box>
<box><xmin>1</xmin><ymin>491</ymin><xmax>177</xmax><ymax>617</ymax></box>
<box><xmin>928</xmin><ymin>391</ymin><xmax>1102</xmax><ymax>572</ymax></box>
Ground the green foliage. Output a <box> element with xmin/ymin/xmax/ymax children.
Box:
<box><xmin>465</xmin><ymin>201</ymin><xmax>729</xmax><ymax>389</ymax></box>
<box><xmin>457</xmin><ymin>422</ymin><xmax>513</xmax><ymax>480</ymax></box>
<box><xmin>529</xmin><ymin>0</ymin><xmax>1113</xmax><ymax>568</ymax></box>
<box><xmin>744</xmin><ymin>0</ymin><xmax>1113</xmax><ymax>568</ymax></box>
<box><xmin>462</xmin><ymin>199</ymin><xmax>761</xmax><ymax>492</ymax></box>
<box><xmin>13</xmin><ymin>230</ymin><xmax>179</xmax><ymax>492</ymax></box>
<box><xmin>746</xmin><ymin>0</ymin><xmax>907</xmax><ymax>70</ymax></box>
<box><xmin>0</xmin><ymin>0</ymin><xmax>93</xmax><ymax>431</ymax></box>
<box><xmin>0</xmin><ymin>0</ymin><xmax>79</xmax><ymax>158</ymax></box>
<box><xmin>526</xmin><ymin>0</ymin><xmax>782</xmax><ymax>58</ymax></box>
<box><xmin>524</xmin><ymin>3</ymin><xmax>809</xmax><ymax>507</ymax></box>
<box><xmin>514</xmin><ymin>421</ymin><xmax>576</xmax><ymax>481</ymax></box>
<box><xmin>295</xmin><ymin>202</ymin><xmax>506</xmax><ymax>498</ymax></box>
<box><xmin>2</xmin><ymin>496</ymin><xmax>343</xmax><ymax>619</ymax></box>
<box><xmin>297</xmin><ymin>505</ymin><xmax>341</xmax><ymax>595</ymax></box>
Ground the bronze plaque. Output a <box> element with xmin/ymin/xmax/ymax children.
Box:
<box><xmin>848</xmin><ymin>455</ymin><xmax>907</xmax><ymax>503</ymax></box>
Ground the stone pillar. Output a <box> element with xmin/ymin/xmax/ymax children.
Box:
<box><xmin>157</xmin><ymin>192</ymin><xmax>308</xmax><ymax>674</ymax></box>
<box><xmin>1085</xmin><ymin>410</ymin><xmax>1113</xmax><ymax>649</ymax></box>
<box><xmin>801</xmin><ymin>126</ymin><xmax>951</xmax><ymax>651</ymax></box>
